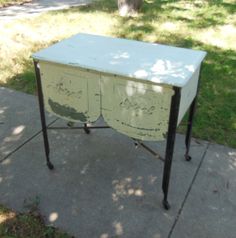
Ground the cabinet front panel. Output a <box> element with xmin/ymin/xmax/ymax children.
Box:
<box><xmin>101</xmin><ymin>75</ymin><xmax>174</xmax><ymax>141</ymax></box>
<box><xmin>39</xmin><ymin>62</ymin><xmax>176</xmax><ymax>141</ymax></box>
<box><xmin>39</xmin><ymin>62</ymin><xmax>100</xmax><ymax>123</ymax></box>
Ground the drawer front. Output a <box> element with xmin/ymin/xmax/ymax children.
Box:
<box><xmin>101</xmin><ymin>75</ymin><xmax>174</xmax><ymax>141</ymax></box>
<box><xmin>39</xmin><ymin>62</ymin><xmax>100</xmax><ymax>123</ymax></box>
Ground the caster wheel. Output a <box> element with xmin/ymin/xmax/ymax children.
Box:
<box><xmin>162</xmin><ymin>200</ymin><xmax>170</xmax><ymax>210</ymax></box>
<box><xmin>84</xmin><ymin>124</ymin><xmax>90</xmax><ymax>134</ymax></box>
<box><xmin>47</xmin><ymin>162</ymin><xmax>54</xmax><ymax>170</ymax></box>
<box><xmin>84</xmin><ymin>127</ymin><xmax>90</xmax><ymax>134</ymax></box>
<box><xmin>185</xmin><ymin>154</ymin><xmax>192</xmax><ymax>161</ymax></box>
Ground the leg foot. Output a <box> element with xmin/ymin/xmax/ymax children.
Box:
<box><xmin>185</xmin><ymin>154</ymin><xmax>192</xmax><ymax>161</ymax></box>
<box><xmin>47</xmin><ymin>161</ymin><xmax>54</xmax><ymax>170</ymax></box>
<box><xmin>84</xmin><ymin>124</ymin><xmax>90</xmax><ymax>134</ymax></box>
<box><xmin>162</xmin><ymin>199</ymin><xmax>170</xmax><ymax>210</ymax></box>
<box><xmin>84</xmin><ymin>127</ymin><xmax>90</xmax><ymax>134</ymax></box>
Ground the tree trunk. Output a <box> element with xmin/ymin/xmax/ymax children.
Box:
<box><xmin>118</xmin><ymin>0</ymin><xmax>143</xmax><ymax>16</ymax></box>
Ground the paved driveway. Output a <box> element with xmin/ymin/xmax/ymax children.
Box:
<box><xmin>0</xmin><ymin>0</ymin><xmax>90</xmax><ymax>20</ymax></box>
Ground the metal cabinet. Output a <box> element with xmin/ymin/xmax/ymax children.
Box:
<box><xmin>33</xmin><ymin>33</ymin><xmax>206</xmax><ymax>209</ymax></box>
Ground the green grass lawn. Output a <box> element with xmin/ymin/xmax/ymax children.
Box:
<box><xmin>0</xmin><ymin>0</ymin><xmax>235</xmax><ymax>149</ymax></box>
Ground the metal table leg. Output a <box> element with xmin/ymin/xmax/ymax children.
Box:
<box><xmin>185</xmin><ymin>97</ymin><xmax>197</xmax><ymax>161</ymax></box>
<box><xmin>162</xmin><ymin>87</ymin><xmax>181</xmax><ymax>210</ymax></box>
<box><xmin>185</xmin><ymin>67</ymin><xmax>202</xmax><ymax>162</ymax></box>
<box><xmin>34</xmin><ymin>60</ymin><xmax>54</xmax><ymax>170</ymax></box>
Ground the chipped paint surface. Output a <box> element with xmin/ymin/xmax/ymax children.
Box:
<box><xmin>40</xmin><ymin>62</ymin><xmax>100</xmax><ymax>123</ymax></box>
<box><xmin>48</xmin><ymin>98</ymin><xmax>88</xmax><ymax>121</ymax></box>
<box><xmin>101</xmin><ymin>75</ymin><xmax>174</xmax><ymax>141</ymax></box>
<box><xmin>34</xmin><ymin>34</ymin><xmax>204</xmax><ymax>141</ymax></box>
<box><xmin>33</xmin><ymin>33</ymin><xmax>206</xmax><ymax>88</ymax></box>
<box><xmin>39</xmin><ymin>61</ymin><xmax>179</xmax><ymax>141</ymax></box>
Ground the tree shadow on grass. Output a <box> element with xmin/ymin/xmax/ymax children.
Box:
<box><xmin>132</xmin><ymin>0</ymin><xmax>235</xmax><ymax>29</ymax></box>
<box><xmin>50</xmin><ymin>0</ymin><xmax>118</xmax><ymax>15</ymax></box>
<box><xmin>207</xmin><ymin>0</ymin><xmax>236</xmax><ymax>14</ymax></box>
<box><xmin>48</xmin><ymin>0</ymin><xmax>236</xmax><ymax>34</ymax></box>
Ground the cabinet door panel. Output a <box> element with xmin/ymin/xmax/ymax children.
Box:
<box><xmin>40</xmin><ymin>62</ymin><xmax>100</xmax><ymax>123</ymax></box>
<box><xmin>101</xmin><ymin>75</ymin><xmax>174</xmax><ymax>141</ymax></box>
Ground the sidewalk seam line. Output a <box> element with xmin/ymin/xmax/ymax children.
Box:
<box><xmin>167</xmin><ymin>142</ymin><xmax>211</xmax><ymax>238</ymax></box>
<box><xmin>0</xmin><ymin>118</ymin><xmax>58</xmax><ymax>163</ymax></box>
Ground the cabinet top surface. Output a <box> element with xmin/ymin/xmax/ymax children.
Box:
<box><xmin>32</xmin><ymin>33</ymin><xmax>206</xmax><ymax>87</ymax></box>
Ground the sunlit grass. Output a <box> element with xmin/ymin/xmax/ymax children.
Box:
<box><xmin>0</xmin><ymin>0</ymin><xmax>30</xmax><ymax>7</ymax></box>
<box><xmin>0</xmin><ymin>3</ymin><xmax>119</xmax><ymax>88</ymax></box>
<box><xmin>0</xmin><ymin>0</ymin><xmax>235</xmax><ymax>147</ymax></box>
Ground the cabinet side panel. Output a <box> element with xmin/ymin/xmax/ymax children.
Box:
<box><xmin>39</xmin><ymin>61</ymin><xmax>100</xmax><ymax>123</ymax></box>
<box><xmin>178</xmin><ymin>67</ymin><xmax>200</xmax><ymax>125</ymax></box>
<box><xmin>101</xmin><ymin>75</ymin><xmax>174</xmax><ymax>141</ymax></box>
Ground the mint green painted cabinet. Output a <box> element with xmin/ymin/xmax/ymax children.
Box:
<box><xmin>33</xmin><ymin>33</ymin><xmax>206</xmax><ymax>142</ymax></box>
<box><xmin>39</xmin><ymin>61</ymin><xmax>174</xmax><ymax>141</ymax></box>
<box><xmin>32</xmin><ymin>33</ymin><xmax>207</xmax><ymax>207</ymax></box>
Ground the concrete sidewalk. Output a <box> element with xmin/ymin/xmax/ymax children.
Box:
<box><xmin>0</xmin><ymin>0</ymin><xmax>90</xmax><ymax>20</ymax></box>
<box><xmin>0</xmin><ymin>87</ymin><xmax>235</xmax><ymax>238</ymax></box>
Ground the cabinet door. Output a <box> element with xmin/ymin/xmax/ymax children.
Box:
<box><xmin>101</xmin><ymin>75</ymin><xmax>174</xmax><ymax>141</ymax></box>
<box><xmin>39</xmin><ymin>62</ymin><xmax>100</xmax><ymax>123</ymax></box>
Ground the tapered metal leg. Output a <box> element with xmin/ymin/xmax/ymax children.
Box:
<box><xmin>162</xmin><ymin>87</ymin><xmax>181</xmax><ymax>210</ymax></box>
<box><xmin>34</xmin><ymin>60</ymin><xmax>54</xmax><ymax>170</ymax></box>
<box><xmin>185</xmin><ymin>97</ymin><xmax>197</xmax><ymax>161</ymax></box>
<box><xmin>185</xmin><ymin>66</ymin><xmax>202</xmax><ymax>161</ymax></box>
